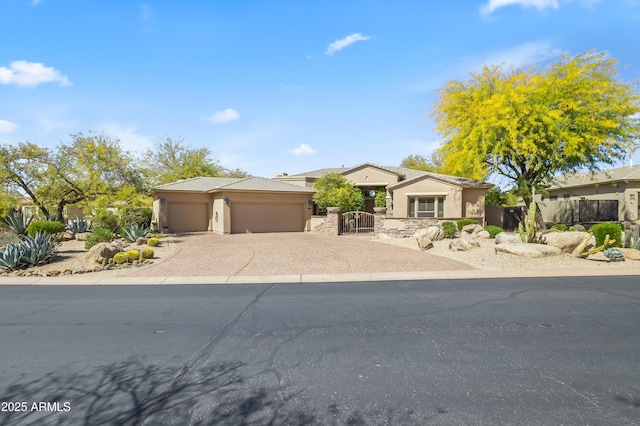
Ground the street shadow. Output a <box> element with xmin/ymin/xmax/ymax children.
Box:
<box><xmin>0</xmin><ymin>357</ymin><xmax>447</xmax><ymax>425</ymax></box>
<box><xmin>0</xmin><ymin>358</ymin><xmax>295</xmax><ymax>426</ymax></box>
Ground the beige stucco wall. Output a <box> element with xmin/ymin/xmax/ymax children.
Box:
<box><xmin>462</xmin><ymin>188</ymin><xmax>486</xmax><ymax>222</ymax></box>
<box><xmin>536</xmin><ymin>181</ymin><xmax>639</xmax><ymax>223</ymax></box>
<box><xmin>271</xmin><ymin>176</ymin><xmax>316</xmax><ymax>188</ymax></box>
<box><xmin>390</xmin><ymin>177</ymin><xmax>463</xmax><ymax>218</ymax></box>
<box><xmin>343</xmin><ymin>166</ymin><xmax>399</xmax><ymax>187</ymax></box>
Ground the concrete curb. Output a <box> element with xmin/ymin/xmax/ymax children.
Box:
<box><xmin>1</xmin><ymin>267</ymin><xmax>639</xmax><ymax>285</ymax></box>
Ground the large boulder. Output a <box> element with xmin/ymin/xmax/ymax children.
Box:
<box><xmin>414</xmin><ymin>225</ymin><xmax>445</xmax><ymax>242</ymax></box>
<box><xmin>494</xmin><ymin>232</ymin><xmax>523</xmax><ymax>245</ymax></box>
<box><xmin>495</xmin><ymin>243</ymin><xmax>562</xmax><ymax>258</ymax></box>
<box><xmin>85</xmin><ymin>241</ymin><xmax>127</xmax><ymax>263</ymax></box>
<box><xmin>461</xmin><ymin>224</ymin><xmax>484</xmax><ymax>236</ymax></box>
<box><xmin>619</xmin><ymin>248</ymin><xmax>640</xmax><ymax>261</ymax></box>
<box><xmin>475</xmin><ymin>230</ymin><xmax>491</xmax><ymax>239</ymax></box>
<box><xmin>539</xmin><ymin>231</ymin><xmax>593</xmax><ymax>253</ymax></box>
<box><xmin>416</xmin><ymin>237</ymin><xmax>434</xmax><ymax>251</ymax></box>
<box><xmin>449</xmin><ymin>238</ymin><xmax>479</xmax><ymax>251</ymax></box>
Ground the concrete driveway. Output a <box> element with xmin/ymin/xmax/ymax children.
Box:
<box><xmin>120</xmin><ymin>232</ymin><xmax>474</xmax><ymax>277</ymax></box>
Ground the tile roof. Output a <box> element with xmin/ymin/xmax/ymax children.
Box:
<box><xmin>282</xmin><ymin>162</ymin><xmax>491</xmax><ymax>189</ymax></box>
<box><xmin>548</xmin><ymin>164</ymin><xmax>640</xmax><ymax>189</ymax></box>
<box><xmin>154</xmin><ymin>176</ymin><xmax>315</xmax><ymax>193</ymax></box>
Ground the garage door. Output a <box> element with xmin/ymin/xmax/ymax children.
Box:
<box><xmin>168</xmin><ymin>202</ymin><xmax>208</xmax><ymax>233</ymax></box>
<box><xmin>231</xmin><ymin>203</ymin><xmax>304</xmax><ymax>233</ymax></box>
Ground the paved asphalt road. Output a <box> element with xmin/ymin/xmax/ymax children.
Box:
<box><xmin>1</xmin><ymin>277</ymin><xmax>639</xmax><ymax>425</ymax></box>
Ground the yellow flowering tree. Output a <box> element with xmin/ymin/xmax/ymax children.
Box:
<box><xmin>433</xmin><ymin>50</ymin><xmax>640</xmax><ymax>211</ymax></box>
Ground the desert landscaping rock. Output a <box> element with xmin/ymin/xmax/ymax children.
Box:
<box><xmin>495</xmin><ymin>232</ymin><xmax>524</xmax><ymax>244</ymax></box>
<box><xmin>416</xmin><ymin>236</ymin><xmax>434</xmax><ymax>251</ymax></box>
<box><xmin>619</xmin><ymin>248</ymin><xmax>640</xmax><ymax>260</ymax></box>
<box><xmin>75</xmin><ymin>232</ymin><xmax>89</xmax><ymax>241</ymax></box>
<box><xmin>495</xmin><ymin>243</ymin><xmax>563</xmax><ymax>258</ymax></box>
<box><xmin>449</xmin><ymin>238</ymin><xmax>478</xmax><ymax>251</ymax></box>
<box><xmin>414</xmin><ymin>225</ymin><xmax>445</xmax><ymax>242</ymax></box>
<box><xmin>462</xmin><ymin>224</ymin><xmax>484</xmax><ymax>235</ymax></box>
<box><xmin>539</xmin><ymin>231</ymin><xmax>594</xmax><ymax>253</ymax></box>
<box><xmin>85</xmin><ymin>241</ymin><xmax>128</xmax><ymax>263</ymax></box>
<box><xmin>475</xmin><ymin>230</ymin><xmax>491</xmax><ymax>239</ymax></box>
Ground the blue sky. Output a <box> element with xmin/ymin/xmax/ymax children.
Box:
<box><xmin>1</xmin><ymin>0</ymin><xmax>639</xmax><ymax>179</ymax></box>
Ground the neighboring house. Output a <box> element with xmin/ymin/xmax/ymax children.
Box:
<box><xmin>152</xmin><ymin>176</ymin><xmax>315</xmax><ymax>234</ymax></box>
<box><xmin>274</xmin><ymin>163</ymin><xmax>492</xmax><ymax>221</ymax></box>
<box><xmin>536</xmin><ymin>164</ymin><xmax>640</xmax><ymax>224</ymax></box>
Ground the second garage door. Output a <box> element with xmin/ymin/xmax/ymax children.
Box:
<box><xmin>231</xmin><ymin>202</ymin><xmax>304</xmax><ymax>233</ymax></box>
<box><xmin>168</xmin><ymin>202</ymin><xmax>208</xmax><ymax>233</ymax></box>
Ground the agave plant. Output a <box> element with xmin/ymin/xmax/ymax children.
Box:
<box><xmin>121</xmin><ymin>223</ymin><xmax>150</xmax><ymax>242</ymax></box>
<box><xmin>0</xmin><ymin>232</ymin><xmax>58</xmax><ymax>271</ymax></box>
<box><xmin>68</xmin><ymin>218</ymin><xmax>92</xmax><ymax>235</ymax></box>
<box><xmin>0</xmin><ymin>242</ymin><xmax>24</xmax><ymax>270</ymax></box>
<box><xmin>1</xmin><ymin>211</ymin><xmax>34</xmax><ymax>238</ymax></box>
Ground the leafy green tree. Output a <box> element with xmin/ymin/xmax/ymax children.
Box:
<box><xmin>143</xmin><ymin>136</ymin><xmax>227</xmax><ymax>185</ymax></box>
<box><xmin>313</xmin><ymin>172</ymin><xmax>364</xmax><ymax>213</ymax></box>
<box><xmin>485</xmin><ymin>187</ymin><xmax>519</xmax><ymax>207</ymax></box>
<box><xmin>0</xmin><ymin>133</ymin><xmax>144</xmax><ymax>219</ymax></box>
<box><xmin>400</xmin><ymin>152</ymin><xmax>443</xmax><ymax>172</ymax></box>
<box><xmin>433</xmin><ymin>50</ymin><xmax>640</xmax><ymax>215</ymax></box>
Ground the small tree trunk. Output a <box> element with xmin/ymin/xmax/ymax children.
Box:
<box><xmin>535</xmin><ymin>203</ymin><xmax>546</xmax><ymax>231</ymax></box>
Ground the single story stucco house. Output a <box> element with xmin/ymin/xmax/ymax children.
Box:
<box><xmin>152</xmin><ymin>177</ymin><xmax>315</xmax><ymax>234</ymax></box>
<box><xmin>274</xmin><ymin>163</ymin><xmax>492</xmax><ymax>220</ymax></box>
<box><xmin>537</xmin><ymin>164</ymin><xmax>640</xmax><ymax>224</ymax></box>
<box><xmin>153</xmin><ymin>163</ymin><xmax>491</xmax><ymax>234</ymax></box>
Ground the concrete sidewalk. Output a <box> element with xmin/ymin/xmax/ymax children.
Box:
<box><xmin>1</xmin><ymin>267</ymin><xmax>639</xmax><ymax>285</ymax></box>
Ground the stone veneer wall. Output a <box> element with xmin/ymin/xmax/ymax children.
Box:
<box><xmin>311</xmin><ymin>213</ymin><xmax>483</xmax><ymax>237</ymax></box>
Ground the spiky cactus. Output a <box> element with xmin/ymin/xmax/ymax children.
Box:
<box><xmin>518</xmin><ymin>188</ymin><xmax>537</xmax><ymax>243</ymax></box>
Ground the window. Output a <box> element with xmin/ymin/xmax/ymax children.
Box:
<box><xmin>549</xmin><ymin>195</ymin><xmax>558</xmax><ymax>201</ymax></box>
<box><xmin>408</xmin><ymin>196</ymin><xmax>444</xmax><ymax>218</ymax></box>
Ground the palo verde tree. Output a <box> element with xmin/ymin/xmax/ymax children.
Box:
<box><xmin>312</xmin><ymin>172</ymin><xmax>364</xmax><ymax>213</ymax></box>
<box><xmin>433</xmin><ymin>50</ymin><xmax>640</xmax><ymax>224</ymax></box>
<box><xmin>0</xmin><ymin>132</ymin><xmax>144</xmax><ymax>220</ymax></box>
<box><xmin>143</xmin><ymin>136</ymin><xmax>248</xmax><ymax>186</ymax></box>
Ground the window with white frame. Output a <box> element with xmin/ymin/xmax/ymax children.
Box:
<box><xmin>408</xmin><ymin>196</ymin><xmax>445</xmax><ymax>218</ymax></box>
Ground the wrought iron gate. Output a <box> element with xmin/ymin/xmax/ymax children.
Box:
<box><xmin>340</xmin><ymin>211</ymin><xmax>375</xmax><ymax>235</ymax></box>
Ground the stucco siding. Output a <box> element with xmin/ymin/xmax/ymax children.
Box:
<box><xmin>391</xmin><ymin>178</ymin><xmax>461</xmax><ymax>218</ymax></box>
<box><xmin>462</xmin><ymin>188</ymin><xmax>486</xmax><ymax>222</ymax></box>
<box><xmin>344</xmin><ymin>166</ymin><xmax>399</xmax><ymax>186</ymax></box>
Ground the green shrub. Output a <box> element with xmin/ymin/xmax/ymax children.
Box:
<box><xmin>92</xmin><ymin>211</ymin><xmax>121</xmax><ymax>234</ymax></box>
<box><xmin>374</xmin><ymin>187</ymin><xmax>387</xmax><ymax>208</ymax></box>
<box><xmin>550</xmin><ymin>223</ymin><xmax>568</xmax><ymax>232</ymax></box>
<box><xmin>484</xmin><ymin>225</ymin><xmax>504</xmax><ymax>238</ymax></box>
<box><xmin>84</xmin><ymin>228</ymin><xmax>115</xmax><ymax>250</ymax></box>
<box><xmin>590</xmin><ymin>222</ymin><xmax>623</xmax><ymax>248</ymax></box>
<box><xmin>457</xmin><ymin>219</ymin><xmax>479</xmax><ymax>231</ymax></box>
<box><xmin>442</xmin><ymin>222</ymin><xmax>457</xmax><ymax>238</ymax></box>
<box><xmin>147</xmin><ymin>237</ymin><xmax>160</xmax><ymax>247</ymax></box>
<box><xmin>140</xmin><ymin>247</ymin><xmax>154</xmax><ymax>259</ymax></box>
<box><xmin>27</xmin><ymin>220</ymin><xmax>66</xmax><ymax>238</ymax></box>
<box><xmin>113</xmin><ymin>252</ymin><xmax>128</xmax><ymax>264</ymax></box>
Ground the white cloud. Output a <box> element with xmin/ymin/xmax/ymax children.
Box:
<box><xmin>481</xmin><ymin>0</ymin><xmax>559</xmax><ymax>14</ymax></box>
<box><xmin>0</xmin><ymin>120</ymin><xmax>20</xmax><ymax>133</ymax></box>
<box><xmin>100</xmin><ymin>122</ymin><xmax>154</xmax><ymax>154</ymax></box>
<box><xmin>208</xmin><ymin>108</ymin><xmax>240</xmax><ymax>124</ymax></box>
<box><xmin>0</xmin><ymin>60</ymin><xmax>70</xmax><ymax>88</ymax></box>
<box><xmin>290</xmin><ymin>144</ymin><xmax>316</xmax><ymax>156</ymax></box>
<box><xmin>31</xmin><ymin>0</ymin><xmax>42</xmax><ymax>5</ymax></box>
<box><xmin>325</xmin><ymin>33</ymin><xmax>372</xmax><ymax>56</ymax></box>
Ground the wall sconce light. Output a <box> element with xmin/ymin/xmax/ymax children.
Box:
<box><xmin>160</xmin><ymin>198</ymin><xmax>166</xmax><ymax>205</ymax></box>
<box><xmin>223</xmin><ymin>198</ymin><xmax>229</xmax><ymax>204</ymax></box>
<box><xmin>215</xmin><ymin>211</ymin><xmax>218</xmax><ymax>222</ymax></box>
